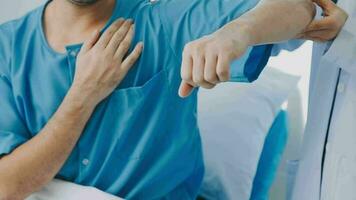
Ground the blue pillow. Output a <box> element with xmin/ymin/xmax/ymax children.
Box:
<box><xmin>250</xmin><ymin>111</ymin><xmax>289</xmax><ymax>200</ymax></box>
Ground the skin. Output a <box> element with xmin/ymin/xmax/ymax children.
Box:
<box><xmin>298</xmin><ymin>0</ymin><xmax>348</xmax><ymax>42</ymax></box>
<box><xmin>0</xmin><ymin>0</ymin><xmax>143</xmax><ymax>199</ymax></box>
<box><xmin>178</xmin><ymin>0</ymin><xmax>317</xmax><ymax>97</ymax></box>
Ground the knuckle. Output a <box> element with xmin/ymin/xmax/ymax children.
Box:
<box><xmin>193</xmin><ymin>75</ymin><xmax>204</xmax><ymax>84</ymax></box>
<box><xmin>181</xmin><ymin>72</ymin><xmax>191</xmax><ymax>81</ymax></box>
<box><xmin>193</xmin><ymin>44</ymin><xmax>205</xmax><ymax>54</ymax></box>
<box><xmin>184</xmin><ymin>43</ymin><xmax>194</xmax><ymax>53</ymax></box>
<box><xmin>116</xmin><ymin>32</ymin><xmax>125</xmax><ymax>39</ymax></box>
<box><xmin>217</xmin><ymin>68</ymin><xmax>229</xmax><ymax>80</ymax></box>
<box><xmin>225</xmin><ymin>51</ymin><xmax>236</xmax><ymax>60</ymax></box>
<box><xmin>205</xmin><ymin>74</ymin><xmax>217</xmax><ymax>83</ymax></box>
<box><xmin>183</xmin><ymin>46</ymin><xmax>191</xmax><ymax>56</ymax></box>
<box><xmin>111</xmin><ymin>25</ymin><xmax>119</xmax><ymax>31</ymax></box>
<box><xmin>107</xmin><ymin>30</ymin><xmax>115</xmax><ymax>36</ymax></box>
<box><xmin>121</xmin><ymin>41</ymin><xmax>131</xmax><ymax>49</ymax></box>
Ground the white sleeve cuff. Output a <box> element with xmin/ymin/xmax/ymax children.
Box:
<box><xmin>323</xmin><ymin>16</ymin><xmax>356</xmax><ymax>75</ymax></box>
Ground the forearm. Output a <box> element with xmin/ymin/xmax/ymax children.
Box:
<box><xmin>0</xmin><ymin>89</ymin><xmax>96</xmax><ymax>200</ymax></box>
<box><xmin>226</xmin><ymin>0</ymin><xmax>316</xmax><ymax>45</ymax></box>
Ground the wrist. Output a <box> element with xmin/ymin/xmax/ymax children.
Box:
<box><xmin>64</xmin><ymin>87</ymin><xmax>98</xmax><ymax>114</ymax></box>
<box><xmin>224</xmin><ymin>20</ymin><xmax>255</xmax><ymax>46</ymax></box>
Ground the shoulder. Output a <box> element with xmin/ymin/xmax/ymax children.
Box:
<box><xmin>0</xmin><ymin>5</ymin><xmax>43</xmax><ymax>77</ymax></box>
<box><xmin>0</xmin><ymin>4</ymin><xmax>42</xmax><ymax>40</ymax></box>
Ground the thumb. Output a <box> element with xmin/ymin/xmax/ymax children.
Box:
<box><xmin>304</xmin><ymin>17</ymin><xmax>331</xmax><ymax>32</ymax></box>
<box><xmin>178</xmin><ymin>81</ymin><xmax>194</xmax><ymax>98</ymax></box>
<box><xmin>313</xmin><ymin>0</ymin><xmax>337</xmax><ymax>14</ymax></box>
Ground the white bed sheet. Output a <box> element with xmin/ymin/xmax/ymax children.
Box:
<box><xmin>26</xmin><ymin>179</ymin><xmax>123</xmax><ymax>200</ymax></box>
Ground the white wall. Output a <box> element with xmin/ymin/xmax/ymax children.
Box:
<box><xmin>0</xmin><ymin>0</ymin><xmax>44</xmax><ymax>24</ymax></box>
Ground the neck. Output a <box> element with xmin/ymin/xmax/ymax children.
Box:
<box><xmin>46</xmin><ymin>0</ymin><xmax>115</xmax><ymax>32</ymax></box>
<box><xmin>44</xmin><ymin>0</ymin><xmax>116</xmax><ymax>52</ymax></box>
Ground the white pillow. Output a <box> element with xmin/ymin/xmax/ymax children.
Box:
<box><xmin>26</xmin><ymin>179</ymin><xmax>123</xmax><ymax>200</ymax></box>
<box><xmin>198</xmin><ymin>67</ymin><xmax>300</xmax><ymax>200</ymax></box>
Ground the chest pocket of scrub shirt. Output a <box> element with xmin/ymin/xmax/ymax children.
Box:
<box><xmin>103</xmin><ymin>69</ymin><xmax>170</xmax><ymax>161</ymax></box>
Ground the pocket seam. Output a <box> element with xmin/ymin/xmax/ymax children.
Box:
<box><xmin>112</xmin><ymin>69</ymin><xmax>166</xmax><ymax>95</ymax></box>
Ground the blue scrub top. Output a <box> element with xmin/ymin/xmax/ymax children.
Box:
<box><xmin>0</xmin><ymin>0</ymin><xmax>271</xmax><ymax>199</ymax></box>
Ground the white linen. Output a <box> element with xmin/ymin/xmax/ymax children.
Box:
<box><xmin>198</xmin><ymin>67</ymin><xmax>300</xmax><ymax>200</ymax></box>
<box><xmin>26</xmin><ymin>179</ymin><xmax>123</xmax><ymax>200</ymax></box>
<box><xmin>291</xmin><ymin>0</ymin><xmax>356</xmax><ymax>199</ymax></box>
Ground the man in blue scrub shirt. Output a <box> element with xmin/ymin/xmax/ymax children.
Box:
<box><xmin>0</xmin><ymin>0</ymin><xmax>315</xmax><ymax>199</ymax></box>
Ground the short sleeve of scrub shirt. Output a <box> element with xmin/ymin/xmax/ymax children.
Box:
<box><xmin>0</xmin><ymin>23</ymin><xmax>31</xmax><ymax>156</ymax></box>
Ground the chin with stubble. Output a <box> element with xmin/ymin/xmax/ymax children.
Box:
<box><xmin>67</xmin><ymin>0</ymin><xmax>101</xmax><ymax>6</ymax></box>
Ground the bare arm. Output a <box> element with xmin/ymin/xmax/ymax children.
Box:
<box><xmin>0</xmin><ymin>90</ymin><xmax>95</xmax><ymax>200</ymax></box>
<box><xmin>231</xmin><ymin>0</ymin><xmax>316</xmax><ymax>45</ymax></box>
<box><xmin>179</xmin><ymin>0</ymin><xmax>316</xmax><ymax>97</ymax></box>
<box><xmin>0</xmin><ymin>19</ymin><xmax>143</xmax><ymax>200</ymax></box>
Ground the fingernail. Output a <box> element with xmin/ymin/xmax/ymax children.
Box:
<box><xmin>116</xmin><ymin>18</ymin><xmax>124</xmax><ymax>23</ymax></box>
